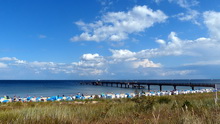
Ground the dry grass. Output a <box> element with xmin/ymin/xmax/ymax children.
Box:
<box><xmin>0</xmin><ymin>92</ymin><xmax>220</xmax><ymax>124</ymax></box>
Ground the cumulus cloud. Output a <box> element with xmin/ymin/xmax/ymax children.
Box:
<box><xmin>71</xmin><ymin>5</ymin><xmax>168</xmax><ymax>42</ymax></box>
<box><xmin>203</xmin><ymin>11</ymin><xmax>220</xmax><ymax>40</ymax></box>
<box><xmin>109</xmin><ymin>49</ymin><xmax>161</xmax><ymax>68</ymax></box>
<box><xmin>110</xmin><ymin>49</ymin><xmax>136</xmax><ymax>60</ymax></box>
<box><xmin>109</xmin><ymin>22</ymin><xmax>220</xmax><ymax>66</ymax></box>
<box><xmin>73</xmin><ymin>53</ymin><xmax>105</xmax><ymax>67</ymax></box>
<box><xmin>132</xmin><ymin>59</ymin><xmax>161</xmax><ymax>68</ymax></box>
<box><xmin>81</xmin><ymin>53</ymin><xmax>104</xmax><ymax>61</ymax></box>
<box><xmin>2</xmin><ymin>10</ymin><xmax>220</xmax><ymax>78</ymax></box>
<box><xmin>72</xmin><ymin>53</ymin><xmax>107</xmax><ymax>75</ymax></box>
<box><xmin>144</xmin><ymin>28</ymin><xmax>220</xmax><ymax>59</ymax></box>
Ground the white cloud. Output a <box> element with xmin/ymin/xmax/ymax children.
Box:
<box><xmin>72</xmin><ymin>53</ymin><xmax>107</xmax><ymax>75</ymax></box>
<box><xmin>154</xmin><ymin>0</ymin><xmax>163</xmax><ymax>4</ymax></box>
<box><xmin>176</xmin><ymin>9</ymin><xmax>200</xmax><ymax>25</ymax></box>
<box><xmin>110</xmin><ymin>49</ymin><xmax>136</xmax><ymax>60</ymax></box>
<box><xmin>139</xmin><ymin>31</ymin><xmax>220</xmax><ymax>59</ymax></box>
<box><xmin>0</xmin><ymin>57</ymin><xmax>18</xmax><ymax>61</ymax></box>
<box><xmin>136</xmin><ymin>32</ymin><xmax>185</xmax><ymax>58</ymax></box>
<box><xmin>107</xmin><ymin>27</ymin><xmax>220</xmax><ymax>63</ymax></box>
<box><xmin>71</xmin><ymin>5</ymin><xmax>168</xmax><ymax>42</ymax></box>
<box><xmin>3</xmin><ymin>10</ymin><xmax>220</xmax><ymax>78</ymax></box>
<box><xmin>81</xmin><ymin>53</ymin><xmax>104</xmax><ymax>61</ymax></box>
<box><xmin>74</xmin><ymin>53</ymin><xmax>105</xmax><ymax>67</ymax></box>
<box><xmin>168</xmin><ymin>0</ymin><xmax>199</xmax><ymax>8</ymax></box>
<box><xmin>155</xmin><ymin>39</ymin><xmax>166</xmax><ymax>45</ymax></box>
<box><xmin>132</xmin><ymin>59</ymin><xmax>161</xmax><ymax>68</ymax></box>
<box><xmin>0</xmin><ymin>63</ymin><xmax>7</xmax><ymax>68</ymax></box>
<box><xmin>15</xmin><ymin>60</ymin><xmax>27</xmax><ymax>64</ymax></box>
<box><xmin>73</xmin><ymin>61</ymin><xmax>104</xmax><ymax>68</ymax></box>
<box><xmin>109</xmin><ymin>49</ymin><xmax>161</xmax><ymax>68</ymax></box>
<box><xmin>203</xmin><ymin>11</ymin><xmax>220</xmax><ymax>40</ymax></box>
<box><xmin>30</xmin><ymin>61</ymin><xmax>56</xmax><ymax>67</ymax></box>
<box><xmin>166</xmin><ymin>0</ymin><xmax>201</xmax><ymax>25</ymax></box>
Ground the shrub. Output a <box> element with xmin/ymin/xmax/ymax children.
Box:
<box><xmin>133</xmin><ymin>96</ymin><xmax>156</xmax><ymax>112</ymax></box>
<box><xmin>157</xmin><ymin>96</ymin><xmax>171</xmax><ymax>104</ymax></box>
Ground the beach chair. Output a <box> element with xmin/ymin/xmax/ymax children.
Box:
<box><xmin>157</xmin><ymin>92</ymin><xmax>161</xmax><ymax>96</ymax></box>
<box><xmin>46</xmin><ymin>97</ymin><xmax>54</xmax><ymax>102</ymax></box>
<box><xmin>27</xmin><ymin>97</ymin><xmax>32</xmax><ymax>101</ymax></box>
<box><xmin>66</xmin><ymin>96</ymin><xmax>72</xmax><ymax>101</ymax></box>
<box><xmin>125</xmin><ymin>93</ymin><xmax>132</xmax><ymax>98</ymax></box>
<box><xmin>81</xmin><ymin>96</ymin><xmax>85</xmax><ymax>100</ymax></box>
<box><xmin>150</xmin><ymin>92</ymin><xmax>156</xmax><ymax>96</ymax></box>
<box><xmin>106</xmin><ymin>94</ymin><xmax>112</xmax><ymax>99</ymax></box>
<box><xmin>50</xmin><ymin>96</ymin><xmax>58</xmax><ymax>101</ymax></box>
<box><xmin>115</xmin><ymin>93</ymin><xmax>120</xmax><ymax>98</ymax></box>
<box><xmin>57</xmin><ymin>97</ymin><xmax>64</xmax><ymax>101</ymax></box>
<box><xmin>36</xmin><ymin>97</ymin><xmax>41</xmax><ymax>102</ymax></box>
<box><xmin>101</xmin><ymin>94</ymin><xmax>106</xmax><ymax>98</ymax></box>
<box><xmin>75</xmin><ymin>95</ymin><xmax>81</xmax><ymax>100</ymax></box>
<box><xmin>2</xmin><ymin>100</ymin><xmax>9</xmax><ymax>103</ymax></box>
<box><xmin>88</xmin><ymin>96</ymin><xmax>93</xmax><ymax>99</ymax></box>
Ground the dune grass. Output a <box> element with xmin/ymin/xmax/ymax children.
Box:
<box><xmin>0</xmin><ymin>92</ymin><xmax>220</xmax><ymax>124</ymax></box>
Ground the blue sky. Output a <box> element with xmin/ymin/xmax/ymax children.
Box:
<box><xmin>0</xmin><ymin>0</ymin><xmax>220</xmax><ymax>79</ymax></box>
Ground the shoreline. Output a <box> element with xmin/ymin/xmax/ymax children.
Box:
<box><xmin>0</xmin><ymin>88</ymin><xmax>214</xmax><ymax>103</ymax></box>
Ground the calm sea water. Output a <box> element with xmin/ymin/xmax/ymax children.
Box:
<box><xmin>0</xmin><ymin>80</ymin><xmax>217</xmax><ymax>97</ymax></box>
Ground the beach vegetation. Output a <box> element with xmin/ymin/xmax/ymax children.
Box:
<box><xmin>0</xmin><ymin>92</ymin><xmax>220</xmax><ymax>123</ymax></box>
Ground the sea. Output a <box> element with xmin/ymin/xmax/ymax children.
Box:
<box><xmin>0</xmin><ymin>80</ymin><xmax>219</xmax><ymax>97</ymax></box>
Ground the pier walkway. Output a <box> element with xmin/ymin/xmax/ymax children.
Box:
<box><xmin>81</xmin><ymin>79</ymin><xmax>220</xmax><ymax>91</ymax></box>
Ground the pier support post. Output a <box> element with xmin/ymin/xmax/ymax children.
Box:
<box><xmin>160</xmin><ymin>85</ymin><xmax>162</xmax><ymax>91</ymax></box>
<box><xmin>138</xmin><ymin>84</ymin><xmax>141</xmax><ymax>89</ymax></box>
<box><xmin>117</xmin><ymin>83</ymin><xmax>118</xmax><ymax>87</ymax></box>
<box><xmin>191</xmin><ymin>86</ymin><xmax>195</xmax><ymax>90</ymax></box>
<box><xmin>148</xmin><ymin>85</ymin><xmax>150</xmax><ymax>91</ymax></box>
<box><xmin>173</xmin><ymin>85</ymin><xmax>177</xmax><ymax>91</ymax></box>
<box><xmin>111</xmin><ymin>83</ymin><xmax>113</xmax><ymax>87</ymax></box>
<box><xmin>121</xmin><ymin>84</ymin><xmax>123</xmax><ymax>88</ymax></box>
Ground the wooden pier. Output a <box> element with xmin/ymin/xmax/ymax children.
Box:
<box><xmin>81</xmin><ymin>79</ymin><xmax>220</xmax><ymax>91</ymax></box>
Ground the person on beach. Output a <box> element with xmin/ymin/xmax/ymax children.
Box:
<box><xmin>41</xmin><ymin>96</ymin><xmax>44</xmax><ymax>102</ymax></box>
<box><xmin>13</xmin><ymin>96</ymin><xmax>17</xmax><ymax>102</ymax></box>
